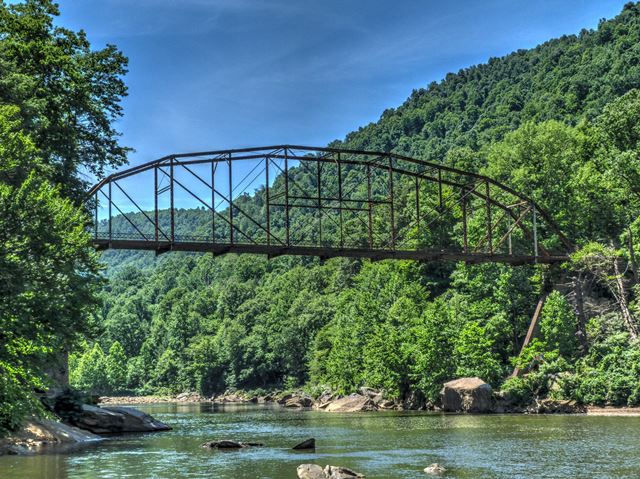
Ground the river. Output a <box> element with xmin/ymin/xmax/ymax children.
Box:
<box><xmin>2</xmin><ymin>403</ymin><xmax>640</xmax><ymax>478</ymax></box>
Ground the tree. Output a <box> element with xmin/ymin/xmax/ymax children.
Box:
<box><xmin>539</xmin><ymin>291</ymin><xmax>579</xmax><ymax>358</ymax></box>
<box><xmin>571</xmin><ymin>243</ymin><xmax>638</xmax><ymax>339</ymax></box>
<box><xmin>0</xmin><ymin>105</ymin><xmax>101</xmax><ymax>432</ymax></box>
<box><xmin>0</xmin><ymin>0</ymin><xmax>130</xmax><ymax>197</ymax></box>
<box><xmin>454</xmin><ymin>321</ymin><xmax>503</xmax><ymax>386</ymax></box>
<box><xmin>106</xmin><ymin>341</ymin><xmax>127</xmax><ymax>393</ymax></box>
<box><xmin>70</xmin><ymin>344</ymin><xmax>109</xmax><ymax>395</ymax></box>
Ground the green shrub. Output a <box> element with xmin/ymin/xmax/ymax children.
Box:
<box><xmin>500</xmin><ymin>376</ymin><xmax>534</xmax><ymax>404</ymax></box>
<box><xmin>575</xmin><ymin>370</ymin><xmax>608</xmax><ymax>405</ymax></box>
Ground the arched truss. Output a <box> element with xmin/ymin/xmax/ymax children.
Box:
<box><xmin>87</xmin><ymin>145</ymin><xmax>572</xmax><ymax>264</ymax></box>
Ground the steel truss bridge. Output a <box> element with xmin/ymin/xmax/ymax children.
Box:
<box><xmin>87</xmin><ymin>145</ymin><xmax>572</xmax><ymax>264</ymax></box>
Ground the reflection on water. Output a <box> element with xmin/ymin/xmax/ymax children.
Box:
<box><xmin>2</xmin><ymin>403</ymin><xmax>640</xmax><ymax>479</ymax></box>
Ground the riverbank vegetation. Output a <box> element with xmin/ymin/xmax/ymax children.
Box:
<box><xmin>72</xmin><ymin>3</ymin><xmax>640</xmax><ymax>408</ymax></box>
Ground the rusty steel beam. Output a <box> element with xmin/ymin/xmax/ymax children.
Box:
<box><xmin>92</xmin><ymin>239</ymin><xmax>568</xmax><ymax>265</ymax></box>
<box><xmin>88</xmin><ymin>145</ymin><xmax>573</xmax><ymax>265</ymax></box>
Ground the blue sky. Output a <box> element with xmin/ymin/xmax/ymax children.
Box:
<box><xmin>56</xmin><ymin>0</ymin><xmax>630</xmax><ymax>176</ymax></box>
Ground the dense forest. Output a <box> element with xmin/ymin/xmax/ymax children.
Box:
<box><xmin>70</xmin><ymin>2</ymin><xmax>640</xmax><ymax>408</ymax></box>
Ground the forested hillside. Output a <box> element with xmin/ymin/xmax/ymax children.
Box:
<box><xmin>73</xmin><ymin>3</ymin><xmax>640</xmax><ymax>407</ymax></box>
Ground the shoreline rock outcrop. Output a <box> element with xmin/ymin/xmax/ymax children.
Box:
<box><xmin>0</xmin><ymin>419</ymin><xmax>102</xmax><ymax>456</ymax></box>
<box><xmin>320</xmin><ymin>394</ymin><xmax>377</xmax><ymax>413</ymax></box>
<box><xmin>441</xmin><ymin>377</ymin><xmax>493</xmax><ymax>413</ymax></box>
<box><xmin>65</xmin><ymin>404</ymin><xmax>171</xmax><ymax>434</ymax></box>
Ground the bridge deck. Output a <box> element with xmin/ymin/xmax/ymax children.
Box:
<box><xmin>94</xmin><ymin>239</ymin><xmax>568</xmax><ymax>265</ymax></box>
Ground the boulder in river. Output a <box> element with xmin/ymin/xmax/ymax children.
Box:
<box><xmin>324</xmin><ymin>465</ymin><xmax>365</xmax><ymax>478</ymax></box>
<box><xmin>297</xmin><ymin>464</ymin><xmax>326</xmax><ymax>479</ymax></box>
<box><xmin>285</xmin><ymin>396</ymin><xmax>314</xmax><ymax>408</ymax></box>
<box><xmin>424</xmin><ymin>463</ymin><xmax>447</xmax><ymax>475</ymax></box>
<box><xmin>292</xmin><ymin>438</ymin><xmax>316</xmax><ymax>450</ymax></box>
<box><xmin>440</xmin><ymin>377</ymin><xmax>493</xmax><ymax>413</ymax></box>
<box><xmin>201</xmin><ymin>439</ymin><xmax>264</xmax><ymax>448</ymax></box>
<box><xmin>65</xmin><ymin>404</ymin><xmax>171</xmax><ymax>434</ymax></box>
<box><xmin>296</xmin><ymin>464</ymin><xmax>365</xmax><ymax>479</ymax></box>
<box><xmin>322</xmin><ymin>394</ymin><xmax>377</xmax><ymax>413</ymax></box>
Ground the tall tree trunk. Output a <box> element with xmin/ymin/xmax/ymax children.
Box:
<box><xmin>573</xmin><ymin>275</ymin><xmax>588</xmax><ymax>352</ymax></box>
<box><xmin>628</xmin><ymin>227</ymin><xmax>638</xmax><ymax>288</ymax></box>
<box><xmin>612</xmin><ymin>257</ymin><xmax>638</xmax><ymax>339</ymax></box>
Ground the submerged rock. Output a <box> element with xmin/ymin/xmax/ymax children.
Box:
<box><xmin>322</xmin><ymin>394</ymin><xmax>377</xmax><ymax>413</ymax></box>
<box><xmin>65</xmin><ymin>404</ymin><xmax>171</xmax><ymax>434</ymax></box>
<box><xmin>440</xmin><ymin>377</ymin><xmax>493</xmax><ymax>413</ymax></box>
<box><xmin>201</xmin><ymin>439</ymin><xmax>264</xmax><ymax>449</ymax></box>
<box><xmin>292</xmin><ymin>438</ymin><xmax>316</xmax><ymax>450</ymax></box>
<box><xmin>424</xmin><ymin>463</ymin><xmax>447</xmax><ymax>475</ymax></box>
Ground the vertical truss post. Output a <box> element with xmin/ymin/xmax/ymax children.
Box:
<box><xmin>508</xmin><ymin>212</ymin><xmax>513</xmax><ymax>255</ymax></box>
<box><xmin>211</xmin><ymin>159</ymin><xmax>216</xmax><ymax>244</ymax></box>
<box><xmin>338</xmin><ymin>153</ymin><xmax>344</xmax><ymax>249</ymax></box>
<box><xmin>228</xmin><ymin>153</ymin><xmax>233</xmax><ymax>245</ymax></box>
<box><xmin>367</xmin><ymin>163</ymin><xmax>373</xmax><ymax>248</ymax></box>
<box><xmin>284</xmin><ymin>147</ymin><xmax>290</xmax><ymax>246</ymax></box>
<box><xmin>415</xmin><ymin>177</ymin><xmax>420</xmax><ymax>242</ymax></box>
<box><xmin>485</xmin><ymin>180</ymin><xmax>493</xmax><ymax>255</ymax></box>
<box><xmin>438</xmin><ymin>169</ymin><xmax>443</xmax><ymax>211</ymax></box>
<box><xmin>94</xmin><ymin>193</ymin><xmax>98</xmax><ymax>239</ymax></box>
<box><xmin>154</xmin><ymin>166</ymin><xmax>158</xmax><ymax>243</ymax></box>
<box><xmin>317</xmin><ymin>157</ymin><xmax>322</xmax><ymax>246</ymax></box>
<box><xmin>265</xmin><ymin>156</ymin><xmax>270</xmax><ymax>246</ymax></box>
<box><xmin>170</xmin><ymin>157</ymin><xmax>175</xmax><ymax>243</ymax></box>
<box><xmin>108</xmin><ymin>181</ymin><xmax>112</xmax><ymax>241</ymax></box>
<box><xmin>388</xmin><ymin>155</ymin><xmax>395</xmax><ymax>249</ymax></box>
<box><xmin>533</xmin><ymin>203</ymin><xmax>538</xmax><ymax>262</ymax></box>
<box><xmin>461</xmin><ymin>187</ymin><xmax>468</xmax><ymax>253</ymax></box>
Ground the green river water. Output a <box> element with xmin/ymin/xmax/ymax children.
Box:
<box><xmin>1</xmin><ymin>402</ymin><xmax>640</xmax><ymax>478</ymax></box>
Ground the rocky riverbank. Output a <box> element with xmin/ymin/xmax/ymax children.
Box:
<box><xmin>98</xmin><ymin>377</ymin><xmax>597</xmax><ymax>415</ymax></box>
<box><xmin>1</xmin><ymin>395</ymin><xmax>171</xmax><ymax>456</ymax></box>
<box><xmin>0</xmin><ymin>419</ymin><xmax>102</xmax><ymax>456</ymax></box>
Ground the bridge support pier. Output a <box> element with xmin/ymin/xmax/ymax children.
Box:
<box><xmin>510</xmin><ymin>293</ymin><xmax>549</xmax><ymax>378</ymax></box>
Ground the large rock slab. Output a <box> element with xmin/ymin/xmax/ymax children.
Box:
<box><xmin>1</xmin><ymin>419</ymin><xmax>102</xmax><ymax>455</ymax></box>
<box><xmin>440</xmin><ymin>377</ymin><xmax>493</xmax><ymax>413</ymax></box>
<box><xmin>322</xmin><ymin>394</ymin><xmax>377</xmax><ymax>413</ymax></box>
<box><xmin>66</xmin><ymin>405</ymin><xmax>171</xmax><ymax>434</ymax></box>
